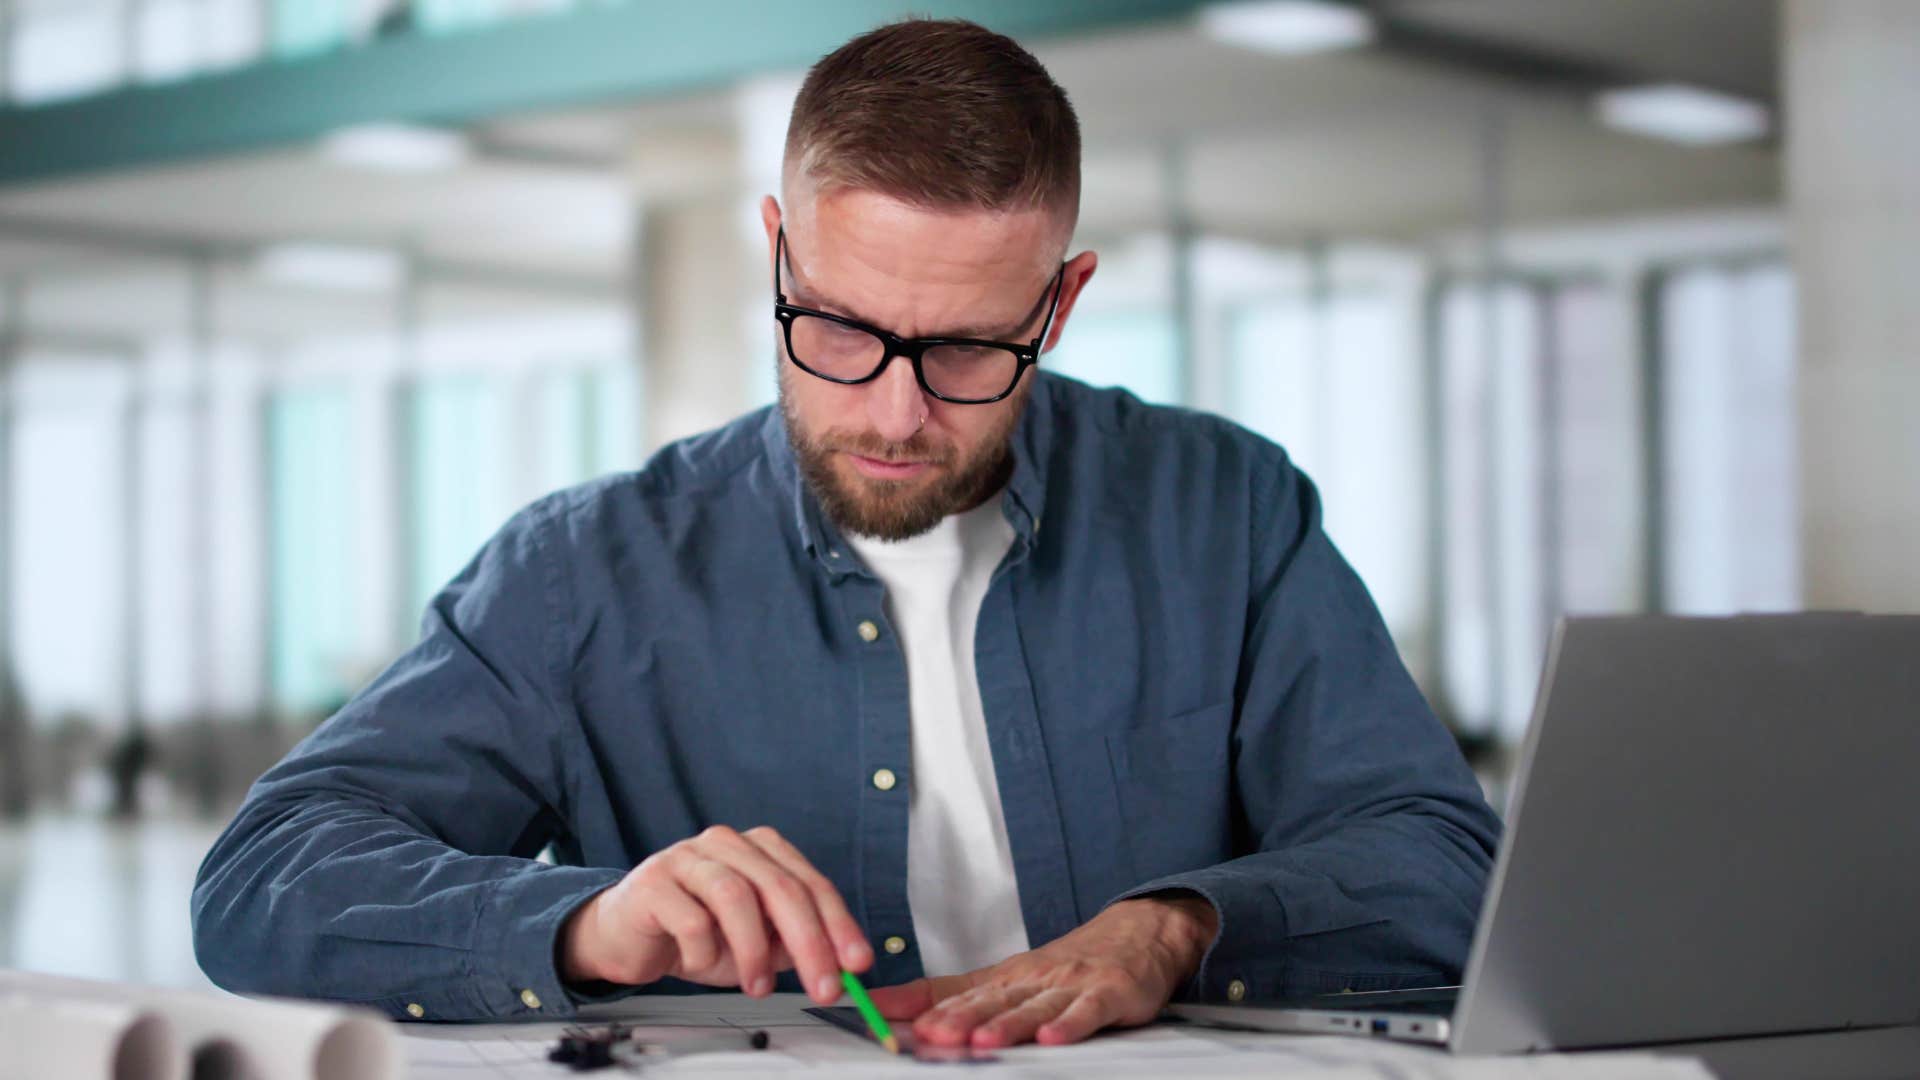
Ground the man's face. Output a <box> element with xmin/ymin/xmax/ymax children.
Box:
<box><xmin>763</xmin><ymin>185</ymin><xmax>1095</xmax><ymax>542</ymax></box>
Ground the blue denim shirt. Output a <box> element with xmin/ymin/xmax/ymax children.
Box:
<box><xmin>192</xmin><ymin>372</ymin><xmax>1500</xmax><ymax>1023</ymax></box>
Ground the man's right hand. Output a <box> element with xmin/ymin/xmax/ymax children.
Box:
<box><xmin>558</xmin><ymin>825</ymin><xmax>874</xmax><ymax>1004</ymax></box>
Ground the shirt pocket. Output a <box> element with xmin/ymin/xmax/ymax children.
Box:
<box><xmin>1104</xmin><ymin>700</ymin><xmax>1234</xmax><ymax>885</ymax></box>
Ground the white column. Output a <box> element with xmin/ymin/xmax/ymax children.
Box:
<box><xmin>1786</xmin><ymin>1</ymin><xmax>1920</xmax><ymax>611</ymax></box>
<box><xmin>0</xmin><ymin>277</ymin><xmax>24</xmax><ymax>816</ymax></box>
<box><xmin>630</xmin><ymin>74</ymin><xmax>801</xmax><ymax>450</ymax></box>
<box><xmin>636</xmin><ymin>197</ymin><xmax>754</xmax><ymax>448</ymax></box>
<box><xmin>207</xmin><ymin>343</ymin><xmax>268</xmax><ymax>720</ymax></box>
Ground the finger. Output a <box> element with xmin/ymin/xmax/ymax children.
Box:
<box><xmin>677</xmin><ymin>855</ymin><xmax>775</xmax><ymax>995</ymax></box>
<box><xmin>638</xmin><ymin>878</ymin><xmax>721</xmax><ymax>978</ymax></box>
<box><xmin>916</xmin><ymin>983</ymin><xmax>1041</xmax><ymax>1047</ymax></box>
<box><xmin>696</xmin><ymin>829</ymin><xmax>842</xmax><ymax>1002</ymax></box>
<box><xmin>743</xmin><ymin>827</ymin><xmax>873</xmax><ymax>972</ymax></box>
<box><xmin>972</xmin><ymin>987</ymin><xmax>1078</xmax><ymax>1048</ymax></box>
<box><xmin>759</xmin><ymin>916</ymin><xmax>797</xmax><ymax>974</ymax></box>
<box><xmin>867</xmin><ymin>972</ymin><xmax>976</xmax><ymax>1021</ymax></box>
<box><xmin>1036</xmin><ymin>988</ymin><xmax>1123</xmax><ymax>1046</ymax></box>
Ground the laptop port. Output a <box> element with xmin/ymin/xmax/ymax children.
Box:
<box><xmin>1371</xmin><ymin>1019</ymin><xmax>1389</xmax><ymax>1034</ymax></box>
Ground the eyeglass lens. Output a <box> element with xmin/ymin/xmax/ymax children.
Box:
<box><xmin>785</xmin><ymin>314</ymin><xmax>1022</xmax><ymax>401</ymax></box>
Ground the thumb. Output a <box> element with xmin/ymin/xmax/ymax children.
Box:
<box><xmin>865</xmin><ymin>973</ymin><xmax>974</xmax><ymax>1020</ymax></box>
<box><xmin>864</xmin><ymin>979</ymin><xmax>932</xmax><ymax>1020</ymax></box>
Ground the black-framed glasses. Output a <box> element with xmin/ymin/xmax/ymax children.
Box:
<box><xmin>773</xmin><ymin>227</ymin><xmax>1065</xmax><ymax>405</ymax></box>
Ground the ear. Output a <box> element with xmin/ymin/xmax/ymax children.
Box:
<box><xmin>1040</xmin><ymin>250</ymin><xmax>1099</xmax><ymax>355</ymax></box>
<box><xmin>759</xmin><ymin>194</ymin><xmax>781</xmax><ymax>245</ymax></box>
<box><xmin>760</xmin><ymin>195</ymin><xmax>783</xmax><ymax>286</ymax></box>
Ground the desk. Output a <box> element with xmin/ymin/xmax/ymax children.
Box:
<box><xmin>401</xmin><ymin>993</ymin><xmax>1740</xmax><ymax>1078</ymax></box>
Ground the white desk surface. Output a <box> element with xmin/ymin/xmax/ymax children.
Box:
<box><xmin>400</xmin><ymin>993</ymin><xmax>1723</xmax><ymax>1079</ymax></box>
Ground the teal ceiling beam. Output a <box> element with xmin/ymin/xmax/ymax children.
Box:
<box><xmin>0</xmin><ymin>0</ymin><xmax>1209</xmax><ymax>189</ymax></box>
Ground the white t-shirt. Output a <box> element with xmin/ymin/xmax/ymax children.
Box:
<box><xmin>843</xmin><ymin>498</ymin><xmax>1028</xmax><ymax>976</ymax></box>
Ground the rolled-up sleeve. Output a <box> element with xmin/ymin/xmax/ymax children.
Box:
<box><xmin>1113</xmin><ymin>458</ymin><xmax>1502</xmax><ymax>1001</ymax></box>
<box><xmin>191</xmin><ymin>500</ymin><xmax>623</xmax><ymax>1021</ymax></box>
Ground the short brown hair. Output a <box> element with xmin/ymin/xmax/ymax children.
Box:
<box><xmin>784</xmin><ymin>19</ymin><xmax>1081</xmax><ymax>225</ymax></box>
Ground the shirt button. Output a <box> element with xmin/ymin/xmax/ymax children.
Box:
<box><xmin>405</xmin><ymin>1002</ymin><xmax>425</xmax><ymax>1018</ymax></box>
<box><xmin>1227</xmin><ymin>979</ymin><xmax>1247</xmax><ymax>1002</ymax></box>
<box><xmin>857</xmin><ymin>620</ymin><xmax>880</xmax><ymax>642</ymax></box>
<box><xmin>871</xmin><ymin>768</ymin><xmax>897</xmax><ymax>791</ymax></box>
<box><xmin>520</xmin><ymin>988</ymin><xmax>542</xmax><ymax>1010</ymax></box>
<box><xmin>883</xmin><ymin>935</ymin><xmax>908</xmax><ymax>955</ymax></box>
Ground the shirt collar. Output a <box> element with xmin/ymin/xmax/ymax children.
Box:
<box><xmin>761</xmin><ymin>371</ymin><xmax>1055</xmax><ymax>573</ymax></box>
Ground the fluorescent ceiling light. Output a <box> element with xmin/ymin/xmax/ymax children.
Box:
<box><xmin>322</xmin><ymin>123</ymin><xmax>469</xmax><ymax>172</ymax></box>
<box><xmin>1200</xmin><ymin>0</ymin><xmax>1374</xmax><ymax>56</ymax></box>
<box><xmin>1595</xmin><ymin>84</ymin><xmax>1769</xmax><ymax>146</ymax></box>
<box><xmin>258</xmin><ymin>244</ymin><xmax>405</xmax><ymax>293</ymax></box>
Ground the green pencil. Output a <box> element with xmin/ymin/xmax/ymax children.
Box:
<box><xmin>840</xmin><ymin>970</ymin><xmax>900</xmax><ymax>1054</ymax></box>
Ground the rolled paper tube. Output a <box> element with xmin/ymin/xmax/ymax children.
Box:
<box><xmin>0</xmin><ymin>972</ymin><xmax>397</xmax><ymax>1080</ymax></box>
<box><xmin>0</xmin><ymin>992</ymin><xmax>184</xmax><ymax>1080</ymax></box>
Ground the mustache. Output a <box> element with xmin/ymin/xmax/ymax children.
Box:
<box><xmin>816</xmin><ymin>430</ymin><xmax>954</xmax><ymax>466</ymax></box>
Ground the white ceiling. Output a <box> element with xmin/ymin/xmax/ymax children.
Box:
<box><xmin>475</xmin><ymin>6</ymin><xmax>1782</xmax><ymax>242</ymax></box>
<box><xmin>0</xmin><ymin>153</ymin><xmax>630</xmax><ymax>277</ymax></box>
<box><xmin>0</xmin><ymin>0</ymin><xmax>1782</xmax><ymax>342</ymax></box>
<box><xmin>1379</xmin><ymin>0</ymin><xmax>1778</xmax><ymax>99</ymax></box>
<box><xmin>1034</xmin><ymin>21</ymin><xmax>1777</xmax><ymax>241</ymax></box>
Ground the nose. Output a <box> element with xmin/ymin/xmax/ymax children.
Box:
<box><xmin>866</xmin><ymin>353</ymin><xmax>930</xmax><ymax>444</ymax></box>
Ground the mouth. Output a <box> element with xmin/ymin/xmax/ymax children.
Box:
<box><xmin>843</xmin><ymin>451</ymin><xmax>935</xmax><ymax>481</ymax></box>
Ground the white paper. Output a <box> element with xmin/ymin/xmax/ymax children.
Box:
<box><xmin>401</xmin><ymin>993</ymin><xmax>1719</xmax><ymax>1080</ymax></box>
<box><xmin>0</xmin><ymin>971</ymin><xmax>397</xmax><ymax>1080</ymax></box>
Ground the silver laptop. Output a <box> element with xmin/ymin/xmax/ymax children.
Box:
<box><xmin>1173</xmin><ymin>613</ymin><xmax>1920</xmax><ymax>1053</ymax></box>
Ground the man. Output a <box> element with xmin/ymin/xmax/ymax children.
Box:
<box><xmin>192</xmin><ymin>19</ymin><xmax>1500</xmax><ymax>1050</ymax></box>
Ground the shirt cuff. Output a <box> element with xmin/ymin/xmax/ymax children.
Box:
<box><xmin>474</xmin><ymin>864</ymin><xmax>626</xmax><ymax>1019</ymax></box>
<box><xmin>1107</xmin><ymin>864</ymin><xmax>1290</xmax><ymax>1004</ymax></box>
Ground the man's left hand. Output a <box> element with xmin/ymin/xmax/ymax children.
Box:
<box><xmin>864</xmin><ymin>894</ymin><xmax>1219</xmax><ymax>1048</ymax></box>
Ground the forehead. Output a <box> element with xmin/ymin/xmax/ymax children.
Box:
<box><xmin>785</xmin><ymin>183</ymin><xmax>1064</xmax><ymax>283</ymax></box>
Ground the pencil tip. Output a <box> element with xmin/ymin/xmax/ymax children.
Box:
<box><xmin>882</xmin><ymin>1035</ymin><xmax>901</xmax><ymax>1054</ymax></box>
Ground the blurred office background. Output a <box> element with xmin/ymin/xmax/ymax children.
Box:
<box><xmin>0</xmin><ymin>0</ymin><xmax>1913</xmax><ymax>991</ymax></box>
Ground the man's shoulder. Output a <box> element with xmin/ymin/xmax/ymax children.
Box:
<box><xmin>517</xmin><ymin>406</ymin><xmax>781</xmax><ymax>542</ymax></box>
<box><xmin>1037</xmin><ymin>372</ymin><xmax>1293</xmax><ymax>487</ymax></box>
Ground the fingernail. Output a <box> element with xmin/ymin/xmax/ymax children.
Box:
<box><xmin>846</xmin><ymin>943</ymin><xmax>872</xmax><ymax>967</ymax></box>
<box><xmin>751</xmin><ymin>976</ymin><xmax>772</xmax><ymax>996</ymax></box>
<box><xmin>815</xmin><ymin>974</ymin><xmax>840</xmax><ymax>1001</ymax></box>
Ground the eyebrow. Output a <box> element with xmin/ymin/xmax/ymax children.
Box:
<box><xmin>786</xmin><ymin>254</ymin><xmax>1054</xmax><ymax>342</ymax></box>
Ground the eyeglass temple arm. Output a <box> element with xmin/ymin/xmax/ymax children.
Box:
<box><xmin>1030</xmin><ymin>267</ymin><xmax>1066</xmax><ymax>353</ymax></box>
<box><xmin>773</xmin><ymin>228</ymin><xmax>785</xmax><ymax>301</ymax></box>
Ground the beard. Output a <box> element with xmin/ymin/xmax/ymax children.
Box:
<box><xmin>780</xmin><ymin>372</ymin><xmax>1028</xmax><ymax>543</ymax></box>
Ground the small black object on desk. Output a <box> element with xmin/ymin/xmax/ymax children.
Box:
<box><xmin>547</xmin><ymin>1023</ymin><xmax>770</xmax><ymax>1071</ymax></box>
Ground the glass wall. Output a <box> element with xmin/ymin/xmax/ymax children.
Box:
<box><xmin>1017</xmin><ymin>234</ymin><xmax>1182</xmax><ymax>406</ymax></box>
<box><xmin>961</xmin><ymin>220</ymin><xmax>1802</xmax><ymax>752</ymax></box>
<box><xmin>1219</xmin><ymin>248</ymin><xmax>1430</xmax><ymax>676</ymax></box>
<box><xmin>267</xmin><ymin>384</ymin><xmax>357</xmax><ymax>714</ymax></box>
<box><xmin>3</xmin><ymin>0</ymin><xmax>614</xmax><ymax>105</ymax></box>
<box><xmin>0</xmin><ymin>227</ymin><xmax>1796</xmax><ymax>799</ymax></box>
<box><xmin>404</xmin><ymin>364</ymin><xmax>627</xmax><ymax>626</ymax></box>
<box><xmin>1657</xmin><ymin>262</ymin><xmax>1799</xmax><ymax>615</ymax></box>
<box><xmin>8</xmin><ymin>356</ymin><xmax>133</xmax><ymax>731</ymax></box>
<box><xmin>8</xmin><ymin>0</ymin><xmax>265</xmax><ymax>103</ymax></box>
<box><xmin>0</xmin><ymin>240</ymin><xmax>640</xmax><ymax>808</ymax></box>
